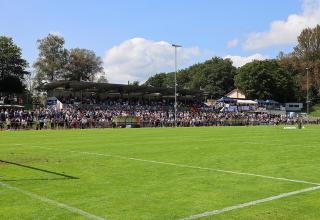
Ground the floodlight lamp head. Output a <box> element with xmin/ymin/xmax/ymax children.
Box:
<box><xmin>172</xmin><ymin>44</ymin><xmax>182</xmax><ymax>48</ymax></box>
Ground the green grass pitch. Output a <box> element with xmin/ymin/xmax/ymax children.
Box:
<box><xmin>1</xmin><ymin>126</ymin><xmax>320</xmax><ymax>220</ymax></box>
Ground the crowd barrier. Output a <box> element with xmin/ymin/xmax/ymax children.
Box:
<box><xmin>1</xmin><ymin>119</ymin><xmax>319</xmax><ymax>131</ymax></box>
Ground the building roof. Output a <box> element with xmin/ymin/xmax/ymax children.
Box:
<box><xmin>225</xmin><ymin>88</ymin><xmax>246</xmax><ymax>99</ymax></box>
<box><xmin>40</xmin><ymin>81</ymin><xmax>203</xmax><ymax>97</ymax></box>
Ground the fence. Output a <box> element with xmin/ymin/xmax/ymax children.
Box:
<box><xmin>1</xmin><ymin>118</ymin><xmax>320</xmax><ymax>131</ymax></box>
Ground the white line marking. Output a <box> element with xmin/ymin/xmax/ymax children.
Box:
<box><xmin>179</xmin><ymin>185</ymin><xmax>320</xmax><ymax>219</ymax></box>
<box><xmin>11</xmin><ymin>145</ymin><xmax>320</xmax><ymax>218</ymax></box>
<box><xmin>0</xmin><ymin>181</ymin><xmax>106</xmax><ymax>220</ymax></box>
<box><xmin>283</xmin><ymin>126</ymin><xmax>297</xmax><ymax>130</ymax></box>
<box><xmin>31</xmin><ymin>145</ymin><xmax>320</xmax><ymax>186</ymax></box>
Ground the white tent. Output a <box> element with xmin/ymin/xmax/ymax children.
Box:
<box><xmin>236</xmin><ymin>100</ymin><xmax>257</xmax><ymax>105</ymax></box>
<box><xmin>47</xmin><ymin>97</ymin><xmax>63</xmax><ymax>110</ymax></box>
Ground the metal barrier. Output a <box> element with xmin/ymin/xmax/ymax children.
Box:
<box><xmin>1</xmin><ymin>119</ymin><xmax>319</xmax><ymax>131</ymax></box>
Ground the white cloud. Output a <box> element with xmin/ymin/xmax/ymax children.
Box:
<box><xmin>103</xmin><ymin>38</ymin><xmax>201</xmax><ymax>84</ymax></box>
<box><xmin>224</xmin><ymin>54</ymin><xmax>268</xmax><ymax>68</ymax></box>
<box><xmin>227</xmin><ymin>38</ymin><xmax>239</xmax><ymax>48</ymax></box>
<box><xmin>244</xmin><ymin>0</ymin><xmax>320</xmax><ymax>50</ymax></box>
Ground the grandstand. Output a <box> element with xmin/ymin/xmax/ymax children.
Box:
<box><xmin>0</xmin><ymin>81</ymin><xmax>318</xmax><ymax>131</ymax></box>
<box><xmin>41</xmin><ymin>80</ymin><xmax>204</xmax><ymax>105</ymax></box>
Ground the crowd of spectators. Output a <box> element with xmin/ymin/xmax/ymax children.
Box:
<box><xmin>0</xmin><ymin>100</ymin><xmax>315</xmax><ymax>130</ymax></box>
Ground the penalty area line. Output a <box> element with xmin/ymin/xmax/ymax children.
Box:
<box><xmin>179</xmin><ymin>185</ymin><xmax>320</xmax><ymax>220</ymax></box>
<box><xmin>30</xmin><ymin>145</ymin><xmax>320</xmax><ymax>186</ymax></box>
<box><xmin>0</xmin><ymin>181</ymin><xmax>106</xmax><ymax>220</ymax></box>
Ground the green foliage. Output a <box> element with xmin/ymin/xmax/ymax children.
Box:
<box><xmin>235</xmin><ymin>60</ymin><xmax>297</xmax><ymax>102</ymax></box>
<box><xmin>281</xmin><ymin>24</ymin><xmax>320</xmax><ymax>102</ymax></box>
<box><xmin>293</xmin><ymin>25</ymin><xmax>320</xmax><ymax>61</ymax></box>
<box><xmin>0</xmin><ymin>36</ymin><xmax>29</xmax><ymax>93</ymax></box>
<box><xmin>309</xmin><ymin>104</ymin><xmax>320</xmax><ymax>117</ymax></box>
<box><xmin>66</xmin><ymin>48</ymin><xmax>103</xmax><ymax>81</ymax></box>
<box><xmin>33</xmin><ymin>34</ymin><xmax>103</xmax><ymax>84</ymax></box>
<box><xmin>33</xmin><ymin>34</ymin><xmax>69</xmax><ymax>81</ymax></box>
<box><xmin>144</xmin><ymin>26</ymin><xmax>320</xmax><ymax>102</ymax></box>
<box><xmin>145</xmin><ymin>57</ymin><xmax>235</xmax><ymax>97</ymax></box>
<box><xmin>0</xmin><ymin>75</ymin><xmax>25</xmax><ymax>93</ymax></box>
<box><xmin>144</xmin><ymin>73</ymin><xmax>167</xmax><ymax>88</ymax></box>
<box><xmin>129</xmin><ymin>81</ymin><xmax>139</xmax><ymax>86</ymax></box>
<box><xmin>96</xmin><ymin>74</ymin><xmax>108</xmax><ymax>83</ymax></box>
<box><xmin>199</xmin><ymin>58</ymin><xmax>235</xmax><ymax>97</ymax></box>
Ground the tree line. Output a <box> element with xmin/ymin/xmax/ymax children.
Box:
<box><xmin>145</xmin><ymin>25</ymin><xmax>320</xmax><ymax>103</ymax></box>
<box><xmin>33</xmin><ymin>34</ymin><xmax>105</xmax><ymax>88</ymax></box>
<box><xmin>1</xmin><ymin>25</ymin><xmax>320</xmax><ymax>103</ymax></box>
<box><xmin>144</xmin><ymin>57</ymin><xmax>298</xmax><ymax>102</ymax></box>
<box><xmin>0</xmin><ymin>34</ymin><xmax>105</xmax><ymax>94</ymax></box>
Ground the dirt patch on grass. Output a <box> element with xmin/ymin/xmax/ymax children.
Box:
<box><xmin>1</xmin><ymin>154</ymin><xmax>59</xmax><ymax>165</ymax></box>
<box><xmin>14</xmin><ymin>157</ymin><xmax>50</xmax><ymax>164</ymax></box>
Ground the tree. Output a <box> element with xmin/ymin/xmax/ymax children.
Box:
<box><xmin>96</xmin><ymin>74</ymin><xmax>108</xmax><ymax>83</ymax></box>
<box><xmin>144</xmin><ymin>57</ymin><xmax>236</xmax><ymax>98</ymax></box>
<box><xmin>0</xmin><ymin>36</ymin><xmax>29</xmax><ymax>93</ymax></box>
<box><xmin>277</xmin><ymin>52</ymin><xmax>303</xmax><ymax>101</ymax></box>
<box><xmin>177</xmin><ymin>57</ymin><xmax>235</xmax><ymax>97</ymax></box>
<box><xmin>293</xmin><ymin>25</ymin><xmax>320</xmax><ymax>61</ymax></box>
<box><xmin>291</xmin><ymin>25</ymin><xmax>320</xmax><ymax>99</ymax></box>
<box><xmin>130</xmin><ymin>81</ymin><xmax>139</xmax><ymax>86</ymax></box>
<box><xmin>144</xmin><ymin>73</ymin><xmax>167</xmax><ymax>87</ymax></box>
<box><xmin>235</xmin><ymin>60</ymin><xmax>296</xmax><ymax>102</ymax></box>
<box><xmin>200</xmin><ymin>58</ymin><xmax>235</xmax><ymax>97</ymax></box>
<box><xmin>66</xmin><ymin>48</ymin><xmax>103</xmax><ymax>81</ymax></box>
<box><xmin>0</xmin><ymin>75</ymin><xmax>25</xmax><ymax>93</ymax></box>
<box><xmin>33</xmin><ymin>34</ymin><xmax>68</xmax><ymax>81</ymax></box>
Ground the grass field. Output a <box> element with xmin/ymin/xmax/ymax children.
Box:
<box><xmin>1</xmin><ymin>126</ymin><xmax>320</xmax><ymax>220</ymax></box>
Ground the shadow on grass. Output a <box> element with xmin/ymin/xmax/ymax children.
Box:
<box><xmin>0</xmin><ymin>177</ymin><xmax>76</xmax><ymax>182</ymax></box>
<box><xmin>0</xmin><ymin>159</ymin><xmax>79</xmax><ymax>180</ymax></box>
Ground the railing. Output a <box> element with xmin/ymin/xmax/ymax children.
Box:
<box><xmin>1</xmin><ymin>118</ymin><xmax>320</xmax><ymax>131</ymax></box>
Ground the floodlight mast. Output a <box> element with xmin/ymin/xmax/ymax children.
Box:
<box><xmin>306</xmin><ymin>67</ymin><xmax>309</xmax><ymax>115</ymax></box>
<box><xmin>172</xmin><ymin>44</ymin><xmax>182</xmax><ymax>128</ymax></box>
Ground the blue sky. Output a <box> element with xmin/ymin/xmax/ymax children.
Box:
<box><xmin>1</xmin><ymin>0</ymin><xmax>319</xmax><ymax>83</ymax></box>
